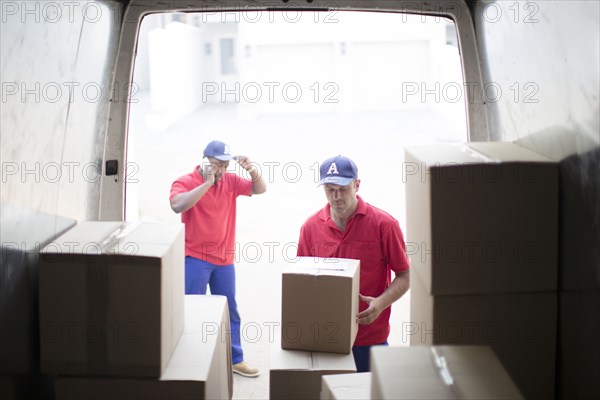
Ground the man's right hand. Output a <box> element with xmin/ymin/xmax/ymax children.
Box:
<box><xmin>202</xmin><ymin>161</ymin><xmax>216</xmax><ymax>185</ymax></box>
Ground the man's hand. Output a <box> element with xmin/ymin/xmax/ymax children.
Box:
<box><xmin>235</xmin><ymin>155</ymin><xmax>254</xmax><ymax>172</ymax></box>
<box><xmin>202</xmin><ymin>161</ymin><xmax>216</xmax><ymax>185</ymax></box>
<box><xmin>357</xmin><ymin>294</ymin><xmax>384</xmax><ymax>325</ymax></box>
<box><xmin>235</xmin><ymin>155</ymin><xmax>266</xmax><ymax>194</ymax></box>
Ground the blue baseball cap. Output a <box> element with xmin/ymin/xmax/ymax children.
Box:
<box><xmin>318</xmin><ymin>155</ymin><xmax>358</xmax><ymax>186</ymax></box>
<box><xmin>203</xmin><ymin>140</ymin><xmax>233</xmax><ymax>161</ymax></box>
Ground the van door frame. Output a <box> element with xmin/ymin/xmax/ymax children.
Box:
<box><xmin>99</xmin><ymin>0</ymin><xmax>488</xmax><ymax>220</ymax></box>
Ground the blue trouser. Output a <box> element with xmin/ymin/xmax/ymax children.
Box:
<box><xmin>185</xmin><ymin>256</ymin><xmax>243</xmax><ymax>364</ymax></box>
<box><xmin>352</xmin><ymin>341</ymin><xmax>388</xmax><ymax>372</ymax></box>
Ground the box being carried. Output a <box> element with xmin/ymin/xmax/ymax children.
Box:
<box><xmin>39</xmin><ymin>221</ymin><xmax>185</xmax><ymax>378</ymax></box>
<box><xmin>281</xmin><ymin>257</ymin><xmax>360</xmax><ymax>354</ymax></box>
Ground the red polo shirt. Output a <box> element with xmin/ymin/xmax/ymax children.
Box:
<box><xmin>297</xmin><ymin>195</ymin><xmax>410</xmax><ymax>346</ymax></box>
<box><xmin>170</xmin><ymin>167</ymin><xmax>253</xmax><ymax>265</ymax></box>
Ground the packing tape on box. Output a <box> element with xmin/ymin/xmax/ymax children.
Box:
<box><xmin>429</xmin><ymin>347</ymin><xmax>460</xmax><ymax>399</ymax></box>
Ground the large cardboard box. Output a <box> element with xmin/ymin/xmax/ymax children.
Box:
<box><xmin>54</xmin><ymin>295</ymin><xmax>233</xmax><ymax>400</ymax></box>
<box><xmin>321</xmin><ymin>372</ymin><xmax>371</xmax><ymax>400</ymax></box>
<box><xmin>0</xmin><ymin>205</ymin><xmax>76</xmax><ymax>375</ymax></box>
<box><xmin>39</xmin><ymin>221</ymin><xmax>185</xmax><ymax>378</ymax></box>
<box><xmin>410</xmin><ymin>275</ymin><xmax>556</xmax><ymax>400</ymax></box>
<box><xmin>270</xmin><ymin>343</ymin><xmax>356</xmax><ymax>400</ymax></box>
<box><xmin>405</xmin><ymin>142</ymin><xmax>558</xmax><ymax>296</ymax></box>
<box><xmin>282</xmin><ymin>257</ymin><xmax>359</xmax><ymax>354</ymax></box>
<box><xmin>558</xmin><ymin>147</ymin><xmax>600</xmax><ymax>291</ymax></box>
<box><xmin>558</xmin><ymin>290</ymin><xmax>600</xmax><ymax>399</ymax></box>
<box><xmin>370</xmin><ymin>346</ymin><xmax>523</xmax><ymax>399</ymax></box>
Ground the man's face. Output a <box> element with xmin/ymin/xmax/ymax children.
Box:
<box><xmin>323</xmin><ymin>180</ymin><xmax>360</xmax><ymax>216</ymax></box>
<box><xmin>206</xmin><ymin>157</ymin><xmax>230</xmax><ymax>182</ymax></box>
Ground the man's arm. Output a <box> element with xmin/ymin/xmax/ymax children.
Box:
<box><xmin>236</xmin><ymin>156</ymin><xmax>266</xmax><ymax>195</ymax></box>
<box><xmin>248</xmin><ymin>167</ymin><xmax>267</xmax><ymax>195</ymax></box>
<box><xmin>357</xmin><ymin>270</ymin><xmax>410</xmax><ymax>325</ymax></box>
<box><xmin>170</xmin><ymin>168</ymin><xmax>215</xmax><ymax>214</ymax></box>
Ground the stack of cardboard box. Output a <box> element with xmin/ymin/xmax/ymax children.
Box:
<box><xmin>270</xmin><ymin>257</ymin><xmax>359</xmax><ymax>399</ymax></box>
<box><xmin>38</xmin><ymin>221</ymin><xmax>232</xmax><ymax>399</ymax></box>
<box><xmin>406</xmin><ymin>142</ymin><xmax>558</xmax><ymax>399</ymax></box>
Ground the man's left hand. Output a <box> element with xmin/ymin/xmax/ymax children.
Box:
<box><xmin>357</xmin><ymin>294</ymin><xmax>383</xmax><ymax>325</ymax></box>
<box><xmin>235</xmin><ymin>155</ymin><xmax>254</xmax><ymax>172</ymax></box>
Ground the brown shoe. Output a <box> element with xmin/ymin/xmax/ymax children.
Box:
<box><xmin>233</xmin><ymin>361</ymin><xmax>260</xmax><ymax>378</ymax></box>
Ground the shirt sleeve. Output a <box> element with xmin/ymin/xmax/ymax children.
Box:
<box><xmin>382</xmin><ymin>219</ymin><xmax>410</xmax><ymax>273</ymax></box>
<box><xmin>170</xmin><ymin>175</ymin><xmax>190</xmax><ymax>201</ymax></box>
<box><xmin>234</xmin><ymin>175</ymin><xmax>253</xmax><ymax>197</ymax></box>
<box><xmin>296</xmin><ymin>224</ymin><xmax>311</xmax><ymax>257</ymax></box>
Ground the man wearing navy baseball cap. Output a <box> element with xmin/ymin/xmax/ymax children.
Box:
<box><xmin>297</xmin><ymin>155</ymin><xmax>410</xmax><ymax>372</ymax></box>
<box><xmin>170</xmin><ymin>140</ymin><xmax>266</xmax><ymax>378</ymax></box>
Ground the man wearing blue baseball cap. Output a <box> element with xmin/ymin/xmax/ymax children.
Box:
<box><xmin>297</xmin><ymin>155</ymin><xmax>410</xmax><ymax>372</ymax></box>
<box><xmin>170</xmin><ymin>140</ymin><xmax>266</xmax><ymax>377</ymax></box>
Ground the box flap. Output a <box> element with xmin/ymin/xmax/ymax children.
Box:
<box><xmin>42</xmin><ymin>222</ymin><xmax>184</xmax><ymax>259</ymax></box>
<box><xmin>322</xmin><ymin>372</ymin><xmax>371</xmax><ymax>400</ymax></box>
<box><xmin>284</xmin><ymin>257</ymin><xmax>359</xmax><ymax>277</ymax></box>
<box><xmin>311</xmin><ymin>352</ymin><xmax>356</xmax><ymax>372</ymax></box>
<box><xmin>160</xmin><ymin>295</ymin><xmax>227</xmax><ymax>381</ymax></box>
<box><xmin>42</xmin><ymin>221</ymin><xmax>123</xmax><ymax>253</ymax></box>
<box><xmin>468</xmin><ymin>142</ymin><xmax>553</xmax><ymax>163</ymax></box>
<box><xmin>270</xmin><ymin>345</ymin><xmax>312</xmax><ymax>371</ymax></box>
<box><xmin>405</xmin><ymin>144</ymin><xmax>484</xmax><ymax>166</ymax></box>
<box><xmin>0</xmin><ymin>204</ymin><xmax>77</xmax><ymax>251</ymax></box>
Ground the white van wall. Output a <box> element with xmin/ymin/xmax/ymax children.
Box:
<box><xmin>1</xmin><ymin>1</ymin><xmax>122</xmax><ymax>221</ymax></box>
<box><xmin>474</xmin><ymin>0</ymin><xmax>599</xmax><ymax>159</ymax></box>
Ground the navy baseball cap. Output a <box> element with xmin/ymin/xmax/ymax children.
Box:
<box><xmin>318</xmin><ymin>155</ymin><xmax>358</xmax><ymax>186</ymax></box>
<box><xmin>203</xmin><ymin>140</ymin><xmax>233</xmax><ymax>161</ymax></box>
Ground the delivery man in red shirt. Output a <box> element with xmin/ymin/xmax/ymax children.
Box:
<box><xmin>297</xmin><ymin>155</ymin><xmax>410</xmax><ymax>372</ymax></box>
<box><xmin>170</xmin><ymin>140</ymin><xmax>266</xmax><ymax>377</ymax></box>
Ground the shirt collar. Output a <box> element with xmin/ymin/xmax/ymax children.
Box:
<box><xmin>318</xmin><ymin>195</ymin><xmax>367</xmax><ymax>221</ymax></box>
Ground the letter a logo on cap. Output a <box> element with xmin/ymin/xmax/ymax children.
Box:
<box><xmin>327</xmin><ymin>162</ymin><xmax>339</xmax><ymax>175</ymax></box>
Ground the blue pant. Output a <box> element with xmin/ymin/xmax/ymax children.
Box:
<box><xmin>185</xmin><ymin>256</ymin><xmax>244</xmax><ymax>364</ymax></box>
<box><xmin>352</xmin><ymin>341</ymin><xmax>388</xmax><ymax>372</ymax></box>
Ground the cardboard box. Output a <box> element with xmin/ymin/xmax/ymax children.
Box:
<box><xmin>558</xmin><ymin>290</ymin><xmax>600</xmax><ymax>399</ymax></box>
<box><xmin>281</xmin><ymin>257</ymin><xmax>359</xmax><ymax>354</ymax></box>
<box><xmin>55</xmin><ymin>295</ymin><xmax>233</xmax><ymax>400</ymax></box>
<box><xmin>405</xmin><ymin>142</ymin><xmax>558</xmax><ymax>296</ymax></box>
<box><xmin>370</xmin><ymin>345</ymin><xmax>523</xmax><ymax>399</ymax></box>
<box><xmin>0</xmin><ymin>205</ymin><xmax>76</xmax><ymax>375</ymax></box>
<box><xmin>0</xmin><ymin>374</ymin><xmax>54</xmax><ymax>400</ymax></box>
<box><xmin>270</xmin><ymin>343</ymin><xmax>356</xmax><ymax>400</ymax></box>
<box><xmin>39</xmin><ymin>221</ymin><xmax>185</xmax><ymax>378</ymax></box>
<box><xmin>321</xmin><ymin>372</ymin><xmax>371</xmax><ymax>400</ymax></box>
<box><xmin>558</xmin><ymin>147</ymin><xmax>600</xmax><ymax>291</ymax></box>
<box><xmin>410</xmin><ymin>275</ymin><xmax>556</xmax><ymax>400</ymax></box>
